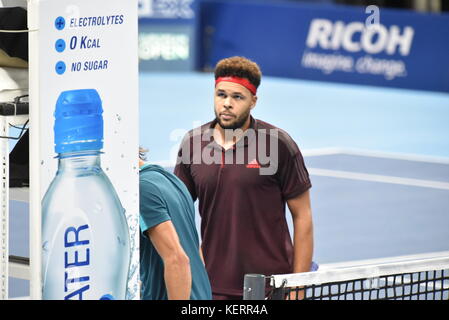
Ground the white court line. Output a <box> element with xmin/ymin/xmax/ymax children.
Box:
<box><xmin>309</xmin><ymin>168</ymin><xmax>449</xmax><ymax>191</ymax></box>
<box><xmin>8</xmin><ymin>296</ymin><xmax>30</xmax><ymax>300</ymax></box>
<box><xmin>302</xmin><ymin>147</ymin><xmax>449</xmax><ymax>165</ymax></box>
<box><xmin>152</xmin><ymin>146</ymin><xmax>449</xmax><ymax>194</ymax></box>
<box><xmin>320</xmin><ymin>251</ymin><xmax>449</xmax><ymax>270</ymax></box>
<box><xmin>10</xmin><ymin>188</ymin><xmax>29</xmax><ymax>203</ymax></box>
<box><xmin>9</xmin><ymin>262</ymin><xmax>29</xmax><ymax>280</ymax></box>
<box><xmin>302</xmin><ymin>147</ymin><xmax>346</xmax><ymax>157</ymax></box>
<box><xmin>154</xmin><ymin>147</ymin><xmax>449</xmax><ymax>167</ymax></box>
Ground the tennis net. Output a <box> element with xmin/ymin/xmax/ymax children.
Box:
<box><xmin>243</xmin><ymin>251</ymin><xmax>449</xmax><ymax>300</ymax></box>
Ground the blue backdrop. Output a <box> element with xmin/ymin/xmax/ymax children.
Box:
<box><xmin>196</xmin><ymin>0</ymin><xmax>449</xmax><ymax>93</ymax></box>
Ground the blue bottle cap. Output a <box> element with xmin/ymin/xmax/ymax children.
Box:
<box><xmin>54</xmin><ymin>89</ymin><xmax>103</xmax><ymax>154</ymax></box>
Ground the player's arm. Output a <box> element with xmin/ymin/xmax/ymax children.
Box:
<box><xmin>286</xmin><ymin>189</ymin><xmax>313</xmax><ymax>300</ymax></box>
<box><xmin>287</xmin><ymin>189</ymin><xmax>314</xmax><ymax>274</ymax></box>
<box><xmin>174</xmin><ymin>134</ymin><xmax>198</xmax><ymax>202</ymax></box>
<box><xmin>146</xmin><ymin>220</ymin><xmax>191</xmax><ymax>300</ymax></box>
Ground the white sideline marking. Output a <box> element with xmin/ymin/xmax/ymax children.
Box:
<box><xmin>9</xmin><ymin>262</ymin><xmax>29</xmax><ymax>280</ymax></box>
<box><xmin>303</xmin><ymin>147</ymin><xmax>449</xmax><ymax>165</ymax></box>
<box><xmin>319</xmin><ymin>251</ymin><xmax>449</xmax><ymax>270</ymax></box>
<box><xmin>309</xmin><ymin>168</ymin><xmax>449</xmax><ymax>190</ymax></box>
<box><xmin>154</xmin><ymin>147</ymin><xmax>449</xmax><ymax>167</ymax></box>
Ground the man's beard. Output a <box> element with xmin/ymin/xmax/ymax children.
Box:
<box><xmin>215</xmin><ymin>108</ymin><xmax>251</xmax><ymax>130</ymax></box>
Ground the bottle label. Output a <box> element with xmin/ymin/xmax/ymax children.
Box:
<box><xmin>64</xmin><ymin>223</ymin><xmax>91</xmax><ymax>300</ymax></box>
<box><xmin>43</xmin><ymin>203</ymin><xmax>128</xmax><ymax>300</ymax></box>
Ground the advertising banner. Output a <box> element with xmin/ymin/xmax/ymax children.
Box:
<box><xmin>28</xmin><ymin>0</ymin><xmax>139</xmax><ymax>299</ymax></box>
<box><xmin>138</xmin><ymin>0</ymin><xmax>198</xmax><ymax>71</ymax></box>
<box><xmin>197</xmin><ymin>1</ymin><xmax>449</xmax><ymax>93</ymax></box>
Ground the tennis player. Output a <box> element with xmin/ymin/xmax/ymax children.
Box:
<box><xmin>174</xmin><ymin>56</ymin><xmax>315</xmax><ymax>300</ymax></box>
<box><xmin>139</xmin><ymin>148</ymin><xmax>212</xmax><ymax>300</ymax></box>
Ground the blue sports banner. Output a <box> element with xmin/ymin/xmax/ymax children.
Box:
<box><xmin>196</xmin><ymin>1</ymin><xmax>449</xmax><ymax>93</ymax></box>
<box><xmin>138</xmin><ymin>0</ymin><xmax>198</xmax><ymax>70</ymax></box>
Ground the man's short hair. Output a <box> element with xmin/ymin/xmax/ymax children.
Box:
<box><xmin>214</xmin><ymin>56</ymin><xmax>262</xmax><ymax>91</ymax></box>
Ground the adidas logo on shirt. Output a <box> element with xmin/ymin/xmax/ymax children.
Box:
<box><xmin>246</xmin><ymin>159</ymin><xmax>261</xmax><ymax>169</ymax></box>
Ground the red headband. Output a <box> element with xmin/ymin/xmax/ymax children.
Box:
<box><xmin>215</xmin><ymin>76</ymin><xmax>257</xmax><ymax>95</ymax></box>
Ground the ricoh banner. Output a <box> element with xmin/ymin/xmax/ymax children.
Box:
<box><xmin>197</xmin><ymin>1</ymin><xmax>449</xmax><ymax>92</ymax></box>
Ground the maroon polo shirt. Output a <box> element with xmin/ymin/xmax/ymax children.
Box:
<box><xmin>174</xmin><ymin>116</ymin><xmax>311</xmax><ymax>297</ymax></box>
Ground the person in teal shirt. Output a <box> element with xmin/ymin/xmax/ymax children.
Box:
<box><xmin>139</xmin><ymin>149</ymin><xmax>212</xmax><ymax>300</ymax></box>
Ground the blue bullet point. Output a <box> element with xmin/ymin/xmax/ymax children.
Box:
<box><xmin>55</xmin><ymin>39</ymin><xmax>66</xmax><ymax>52</ymax></box>
<box><xmin>55</xmin><ymin>16</ymin><xmax>65</xmax><ymax>30</ymax></box>
<box><xmin>55</xmin><ymin>61</ymin><xmax>66</xmax><ymax>75</ymax></box>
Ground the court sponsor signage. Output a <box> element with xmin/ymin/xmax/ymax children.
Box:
<box><xmin>303</xmin><ymin>18</ymin><xmax>413</xmax><ymax>81</ymax></box>
<box><xmin>138</xmin><ymin>0</ymin><xmax>195</xmax><ymax>19</ymax></box>
<box><xmin>197</xmin><ymin>1</ymin><xmax>449</xmax><ymax>92</ymax></box>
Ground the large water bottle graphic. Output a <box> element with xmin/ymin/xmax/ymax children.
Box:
<box><xmin>42</xmin><ymin>89</ymin><xmax>130</xmax><ymax>300</ymax></box>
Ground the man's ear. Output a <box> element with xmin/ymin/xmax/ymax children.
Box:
<box><xmin>251</xmin><ymin>96</ymin><xmax>258</xmax><ymax>109</ymax></box>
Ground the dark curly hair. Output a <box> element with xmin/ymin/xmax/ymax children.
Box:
<box><xmin>214</xmin><ymin>56</ymin><xmax>262</xmax><ymax>90</ymax></box>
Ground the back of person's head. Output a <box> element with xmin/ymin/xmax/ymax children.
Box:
<box><xmin>139</xmin><ymin>146</ymin><xmax>148</xmax><ymax>161</ymax></box>
<box><xmin>214</xmin><ymin>56</ymin><xmax>262</xmax><ymax>91</ymax></box>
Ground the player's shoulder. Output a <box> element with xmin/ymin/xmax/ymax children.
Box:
<box><xmin>139</xmin><ymin>165</ymin><xmax>168</xmax><ymax>187</ymax></box>
<box><xmin>254</xmin><ymin>119</ymin><xmax>300</xmax><ymax>155</ymax></box>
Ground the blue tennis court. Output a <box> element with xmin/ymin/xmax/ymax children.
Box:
<box><xmin>137</xmin><ymin>71</ymin><xmax>449</xmax><ymax>261</ymax></box>
<box><xmin>163</xmin><ymin>149</ymin><xmax>449</xmax><ymax>261</ymax></box>
<box><xmin>8</xmin><ymin>71</ymin><xmax>449</xmax><ymax>298</ymax></box>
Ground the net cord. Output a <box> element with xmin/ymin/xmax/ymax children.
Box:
<box><xmin>271</xmin><ymin>255</ymin><xmax>449</xmax><ymax>288</ymax></box>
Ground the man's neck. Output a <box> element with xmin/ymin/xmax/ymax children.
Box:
<box><xmin>213</xmin><ymin>118</ymin><xmax>251</xmax><ymax>150</ymax></box>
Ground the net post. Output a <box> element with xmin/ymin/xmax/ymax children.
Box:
<box><xmin>243</xmin><ymin>274</ymin><xmax>266</xmax><ymax>300</ymax></box>
<box><xmin>271</xmin><ymin>288</ymin><xmax>286</xmax><ymax>300</ymax></box>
